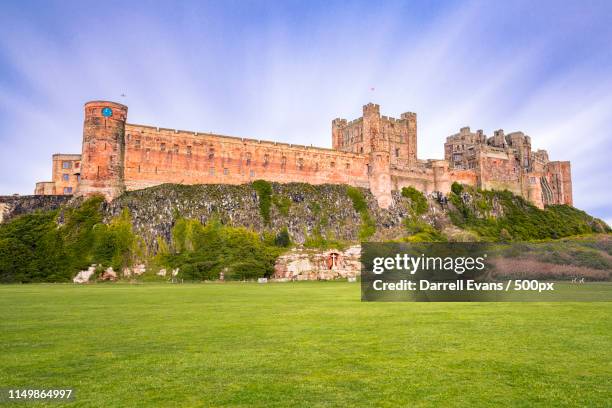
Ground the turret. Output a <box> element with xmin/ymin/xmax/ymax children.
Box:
<box><xmin>400</xmin><ymin>111</ymin><xmax>417</xmax><ymax>164</ymax></box>
<box><xmin>432</xmin><ymin>160</ymin><xmax>451</xmax><ymax>193</ymax></box>
<box><xmin>77</xmin><ymin>101</ymin><xmax>128</xmax><ymax>200</ymax></box>
<box><xmin>362</xmin><ymin>103</ymin><xmax>392</xmax><ymax>208</ymax></box>
<box><xmin>331</xmin><ymin>118</ymin><xmax>347</xmax><ymax>150</ymax></box>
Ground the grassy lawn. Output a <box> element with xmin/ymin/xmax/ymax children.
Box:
<box><xmin>0</xmin><ymin>282</ymin><xmax>610</xmax><ymax>407</ymax></box>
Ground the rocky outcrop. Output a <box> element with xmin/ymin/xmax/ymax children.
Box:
<box><xmin>100</xmin><ymin>267</ymin><xmax>118</xmax><ymax>281</ymax></box>
<box><xmin>73</xmin><ymin>265</ymin><xmax>97</xmax><ymax>283</ymax></box>
<box><xmin>273</xmin><ymin>245</ymin><xmax>361</xmax><ymax>280</ymax></box>
<box><xmin>104</xmin><ymin>183</ymin><xmax>442</xmax><ymax>250</ymax></box>
<box><xmin>0</xmin><ymin>195</ymin><xmax>72</xmax><ymax>224</ymax></box>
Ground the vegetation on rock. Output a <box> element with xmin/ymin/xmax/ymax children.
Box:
<box><xmin>252</xmin><ymin>179</ymin><xmax>273</xmax><ymax>224</ymax></box>
<box><xmin>401</xmin><ymin>186</ymin><xmax>428</xmax><ymax>216</ymax></box>
<box><xmin>0</xmin><ymin>196</ymin><xmax>141</xmax><ymax>283</ymax></box>
<box><xmin>0</xmin><ymin>181</ymin><xmax>609</xmax><ymax>283</ymax></box>
<box><xmin>346</xmin><ymin>186</ymin><xmax>376</xmax><ymax>240</ymax></box>
<box><xmin>159</xmin><ymin>217</ymin><xmax>283</xmax><ymax>281</ymax></box>
<box><xmin>448</xmin><ymin>186</ymin><xmax>610</xmax><ymax>241</ymax></box>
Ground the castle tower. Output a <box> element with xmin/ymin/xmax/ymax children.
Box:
<box><xmin>77</xmin><ymin>101</ymin><xmax>128</xmax><ymax>200</ymax></box>
<box><xmin>432</xmin><ymin>160</ymin><xmax>451</xmax><ymax>193</ymax></box>
<box><xmin>400</xmin><ymin>112</ymin><xmax>417</xmax><ymax>165</ymax></box>
<box><xmin>363</xmin><ymin>103</ymin><xmax>393</xmax><ymax>208</ymax></box>
<box><xmin>331</xmin><ymin>118</ymin><xmax>347</xmax><ymax>150</ymax></box>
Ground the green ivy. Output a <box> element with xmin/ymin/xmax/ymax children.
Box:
<box><xmin>252</xmin><ymin>180</ymin><xmax>273</xmax><ymax>224</ymax></box>
<box><xmin>346</xmin><ymin>186</ymin><xmax>376</xmax><ymax>240</ymax></box>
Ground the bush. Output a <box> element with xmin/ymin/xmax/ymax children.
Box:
<box><xmin>401</xmin><ymin>186</ymin><xmax>428</xmax><ymax>216</ymax></box>
<box><xmin>274</xmin><ymin>228</ymin><xmax>291</xmax><ymax>247</ymax></box>
<box><xmin>0</xmin><ymin>197</ymin><xmax>139</xmax><ymax>282</ymax></box>
<box><xmin>161</xmin><ymin>218</ymin><xmax>282</xmax><ymax>281</ymax></box>
<box><xmin>451</xmin><ymin>182</ymin><xmax>464</xmax><ymax>195</ymax></box>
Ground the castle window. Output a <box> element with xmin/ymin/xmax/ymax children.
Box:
<box><xmin>187</xmin><ymin>146</ymin><xmax>192</xmax><ymax>156</ymax></box>
<box><xmin>360</xmin><ymin>147</ymin><xmax>364</xmax><ymax>154</ymax></box>
<box><xmin>246</xmin><ymin>152</ymin><xmax>252</xmax><ymax>166</ymax></box>
<box><xmin>209</xmin><ymin>148</ymin><xmax>215</xmax><ymax>160</ymax></box>
<box><xmin>160</xmin><ymin>143</ymin><xmax>166</xmax><ymax>152</ymax></box>
<box><xmin>330</xmin><ymin>161</ymin><xmax>335</xmax><ymax>168</ymax></box>
<box><xmin>75</xmin><ymin>162</ymin><xmax>80</xmax><ymax>168</ymax></box>
<box><xmin>250</xmin><ymin>170</ymin><xmax>255</xmax><ymax>177</ymax></box>
<box><xmin>345</xmin><ymin>163</ymin><xmax>350</xmax><ymax>170</ymax></box>
<box><xmin>173</xmin><ymin>144</ymin><xmax>179</xmax><ymax>154</ymax></box>
<box><xmin>63</xmin><ymin>187</ymin><xmax>72</xmax><ymax>194</ymax></box>
<box><xmin>224</xmin><ymin>168</ymin><xmax>229</xmax><ymax>175</ymax></box>
<box><xmin>135</xmin><ymin>139</ymin><xmax>141</xmax><ymax>149</ymax></box>
<box><xmin>395</xmin><ymin>148</ymin><xmax>400</xmax><ymax>157</ymax></box>
<box><xmin>77</xmin><ymin>175</ymin><xmax>81</xmax><ymax>182</ymax></box>
<box><xmin>62</xmin><ymin>161</ymin><xmax>71</xmax><ymax>169</ymax></box>
<box><xmin>297</xmin><ymin>158</ymin><xmax>304</xmax><ymax>170</ymax></box>
<box><xmin>209</xmin><ymin>167</ymin><xmax>215</xmax><ymax>175</ymax></box>
<box><xmin>62</xmin><ymin>174</ymin><xmax>69</xmax><ymax>181</ymax></box>
<box><xmin>263</xmin><ymin>154</ymin><xmax>270</xmax><ymax>166</ymax></box>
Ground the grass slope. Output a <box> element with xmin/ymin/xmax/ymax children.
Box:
<box><xmin>0</xmin><ymin>283</ymin><xmax>610</xmax><ymax>407</ymax></box>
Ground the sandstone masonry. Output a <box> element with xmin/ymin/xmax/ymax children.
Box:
<box><xmin>34</xmin><ymin>101</ymin><xmax>572</xmax><ymax>209</ymax></box>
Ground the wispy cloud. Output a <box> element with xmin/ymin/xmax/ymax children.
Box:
<box><xmin>0</xmin><ymin>0</ymin><xmax>610</xmax><ymax>221</ymax></box>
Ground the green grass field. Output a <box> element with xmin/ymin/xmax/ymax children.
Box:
<box><xmin>1</xmin><ymin>282</ymin><xmax>610</xmax><ymax>407</ymax></box>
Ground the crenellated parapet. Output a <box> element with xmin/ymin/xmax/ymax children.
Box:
<box><xmin>33</xmin><ymin>101</ymin><xmax>572</xmax><ymax>209</ymax></box>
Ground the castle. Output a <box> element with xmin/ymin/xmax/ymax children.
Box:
<box><xmin>34</xmin><ymin>101</ymin><xmax>572</xmax><ymax>209</ymax></box>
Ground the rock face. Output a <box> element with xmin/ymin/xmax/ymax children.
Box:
<box><xmin>100</xmin><ymin>267</ymin><xmax>117</xmax><ymax>281</ymax></box>
<box><xmin>273</xmin><ymin>245</ymin><xmax>361</xmax><ymax>280</ymax></box>
<box><xmin>0</xmin><ymin>195</ymin><xmax>71</xmax><ymax>224</ymax></box>
<box><xmin>73</xmin><ymin>265</ymin><xmax>97</xmax><ymax>283</ymax></box>
<box><xmin>104</xmin><ymin>183</ymin><xmax>436</xmax><ymax>251</ymax></box>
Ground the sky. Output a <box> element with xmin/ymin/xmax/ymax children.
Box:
<box><xmin>0</xmin><ymin>0</ymin><xmax>611</xmax><ymax>223</ymax></box>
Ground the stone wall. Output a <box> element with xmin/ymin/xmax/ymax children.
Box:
<box><xmin>121</xmin><ymin>124</ymin><xmax>370</xmax><ymax>192</ymax></box>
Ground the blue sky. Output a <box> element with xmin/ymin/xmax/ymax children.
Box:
<box><xmin>1</xmin><ymin>0</ymin><xmax>611</xmax><ymax>223</ymax></box>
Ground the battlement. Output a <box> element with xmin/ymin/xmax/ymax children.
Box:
<box><xmin>33</xmin><ymin>100</ymin><xmax>572</xmax><ymax>210</ymax></box>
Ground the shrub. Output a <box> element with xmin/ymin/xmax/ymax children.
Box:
<box><xmin>252</xmin><ymin>180</ymin><xmax>273</xmax><ymax>224</ymax></box>
<box><xmin>274</xmin><ymin>228</ymin><xmax>291</xmax><ymax>247</ymax></box>
<box><xmin>161</xmin><ymin>218</ymin><xmax>282</xmax><ymax>281</ymax></box>
<box><xmin>0</xmin><ymin>197</ymin><xmax>139</xmax><ymax>282</ymax></box>
<box><xmin>451</xmin><ymin>182</ymin><xmax>464</xmax><ymax>195</ymax></box>
<box><xmin>401</xmin><ymin>186</ymin><xmax>428</xmax><ymax>216</ymax></box>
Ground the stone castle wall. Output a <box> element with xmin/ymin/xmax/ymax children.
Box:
<box><xmin>121</xmin><ymin>124</ymin><xmax>370</xmax><ymax>192</ymax></box>
<box><xmin>33</xmin><ymin>100</ymin><xmax>572</xmax><ymax>209</ymax></box>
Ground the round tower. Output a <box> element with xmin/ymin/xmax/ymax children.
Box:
<box><xmin>432</xmin><ymin>160</ymin><xmax>451</xmax><ymax>193</ymax></box>
<box><xmin>77</xmin><ymin>101</ymin><xmax>128</xmax><ymax>200</ymax></box>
